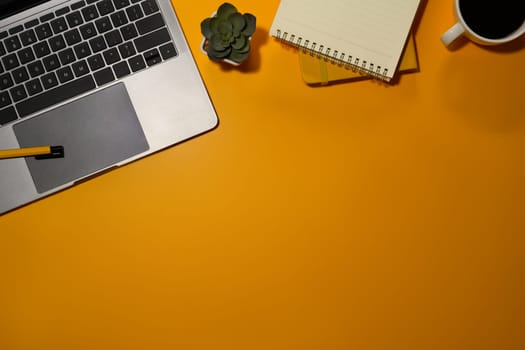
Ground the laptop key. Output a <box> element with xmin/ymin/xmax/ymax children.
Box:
<box><xmin>113</xmin><ymin>0</ymin><xmax>130</xmax><ymax>9</ymax></box>
<box><xmin>141</xmin><ymin>0</ymin><xmax>159</xmax><ymax>15</ymax></box>
<box><xmin>128</xmin><ymin>54</ymin><xmax>146</xmax><ymax>72</ymax></box>
<box><xmin>12</xmin><ymin>67</ymin><xmax>30</xmax><ymax>84</ymax></box>
<box><xmin>110</xmin><ymin>10</ymin><xmax>128</xmax><ymax>27</ymax></box>
<box><xmin>97</xmin><ymin>0</ymin><xmax>115</xmax><ymax>16</ymax></box>
<box><xmin>55</xmin><ymin>7</ymin><xmax>71</xmax><ymax>17</ymax></box>
<box><xmin>41</xmin><ymin>72</ymin><xmax>59</xmax><ymax>89</ymax></box>
<box><xmin>136</xmin><ymin>13</ymin><xmax>165</xmax><ymax>35</ymax></box>
<box><xmin>18</xmin><ymin>47</ymin><xmax>35</xmax><ymax>64</ymax></box>
<box><xmin>82</xmin><ymin>5</ymin><xmax>99</xmax><ymax>22</ymax></box>
<box><xmin>34</xmin><ymin>41</ymin><xmax>51</xmax><ymax>58</ymax></box>
<box><xmin>58</xmin><ymin>48</ymin><xmax>76</xmax><ymax>65</ymax></box>
<box><xmin>89</xmin><ymin>36</ymin><xmax>107</xmax><ymax>53</ymax></box>
<box><xmin>8</xmin><ymin>25</ymin><xmax>24</xmax><ymax>35</ymax></box>
<box><xmin>35</xmin><ymin>23</ymin><xmax>53</xmax><ymax>40</ymax></box>
<box><xmin>113</xmin><ymin>61</ymin><xmax>131</xmax><ymax>78</ymax></box>
<box><xmin>134</xmin><ymin>28</ymin><xmax>170</xmax><ymax>52</ymax></box>
<box><xmin>56</xmin><ymin>66</ymin><xmax>74</xmax><ymax>83</ymax></box>
<box><xmin>66</xmin><ymin>11</ymin><xmax>84</xmax><ymax>28</ymax></box>
<box><xmin>10</xmin><ymin>85</ymin><xmax>28</xmax><ymax>102</ymax></box>
<box><xmin>103</xmin><ymin>47</ymin><xmax>120</xmax><ymax>65</ymax></box>
<box><xmin>0</xmin><ymin>106</ymin><xmax>18</xmax><ymax>125</ymax></box>
<box><xmin>159</xmin><ymin>42</ymin><xmax>177</xmax><ymax>59</ymax></box>
<box><xmin>126</xmin><ymin>4</ymin><xmax>144</xmax><ymax>21</ymax></box>
<box><xmin>24</xmin><ymin>19</ymin><xmax>40</xmax><ymax>29</ymax></box>
<box><xmin>87</xmin><ymin>53</ymin><xmax>105</xmax><ymax>71</ymax></box>
<box><xmin>42</xmin><ymin>54</ymin><xmax>60</xmax><ymax>72</ymax></box>
<box><xmin>105</xmin><ymin>29</ymin><xmax>123</xmax><ymax>47</ymax></box>
<box><xmin>0</xmin><ymin>91</ymin><xmax>12</xmax><ymax>108</ymax></box>
<box><xmin>27</xmin><ymin>61</ymin><xmax>45</xmax><ymax>77</ymax></box>
<box><xmin>95</xmin><ymin>17</ymin><xmax>113</xmax><ymax>33</ymax></box>
<box><xmin>49</xmin><ymin>35</ymin><xmax>67</xmax><ymax>52</ymax></box>
<box><xmin>40</xmin><ymin>13</ymin><xmax>55</xmax><ymax>23</ymax></box>
<box><xmin>25</xmin><ymin>79</ymin><xmax>44</xmax><ymax>96</ymax></box>
<box><xmin>50</xmin><ymin>17</ymin><xmax>69</xmax><ymax>34</ymax></box>
<box><xmin>71</xmin><ymin>1</ymin><xmax>86</xmax><ymax>11</ymax></box>
<box><xmin>4</xmin><ymin>36</ymin><xmax>22</xmax><ymax>52</ymax></box>
<box><xmin>20</xmin><ymin>30</ymin><xmax>38</xmax><ymax>46</ymax></box>
<box><xmin>2</xmin><ymin>53</ymin><xmax>20</xmax><ymax>70</ymax></box>
<box><xmin>64</xmin><ymin>28</ymin><xmax>82</xmax><ymax>46</ymax></box>
<box><xmin>143</xmin><ymin>48</ymin><xmax>161</xmax><ymax>66</ymax></box>
<box><xmin>120</xmin><ymin>23</ymin><xmax>138</xmax><ymax>41</ymax></box>
<box><xmin>93</xmin><ymin>67</ymin><xmax>115</xmax><ymax>86</ymax></box>
<box><xmin>79</xmin><ymin>22</ymin><xmax>97</xmax><ymax>39</ymax></box>
<box><xmin>16</xmin><ymin>75</ymin><xmax>96</xmax><ymax>117</ymax></box>
<box><xmin>0</xmin><ymin>73</ymin><xmax>14</xmax><ymax>89</ymax></box>
<box><xmin>74</xmin><ymin>42</ymin><xmax>92</xmax><ymax>59</ymax></box>
<box><xmin>72</xmin><ymin>60</ymin><xmax>90</xmax><ymax>77</ymax></box>
<box><xmin>118</xmin><ymin>42</ymin><xmax>136</xmax><ymax>58</ymax></box>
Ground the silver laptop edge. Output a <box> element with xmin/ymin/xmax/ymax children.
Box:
<box><xmin>0</xmin><ymin>0</ymin><xmax>219</xmax><ymax>214</ymax></box>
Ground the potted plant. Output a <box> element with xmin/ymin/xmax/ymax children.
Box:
<box><xmin>200</xmin><ymin>3</ymin><xmax>256</xmax><ymax>65</ymax></box>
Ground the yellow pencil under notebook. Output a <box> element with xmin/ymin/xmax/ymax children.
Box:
<box><xmin>0</xmin><ymin>145</ymin><xmax>64</xmax><ymax>159</ymax></box>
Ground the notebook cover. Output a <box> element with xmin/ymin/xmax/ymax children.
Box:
<box><xmin>270</xmin><ymin>0</ymin><xmax>421</xmax><ymax>81</ymax></box>
<box><xmin>299</xmin><ymin>34</ymin><xmax>419</xmax><ymax>86</ymax></box>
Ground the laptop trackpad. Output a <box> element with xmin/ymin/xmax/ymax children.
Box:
<box><xmin>13</xmin><ymin>83</ymin><xmax>149</xmax><ymax>194</ymax></box>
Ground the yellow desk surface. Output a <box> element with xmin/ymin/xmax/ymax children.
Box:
<box><xmin>2</xmin><ymin>1</ymin><xmax>525</xmax><ymax>349</ymax></box>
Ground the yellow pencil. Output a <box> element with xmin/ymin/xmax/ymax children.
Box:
<box><xmin>0</xmin><ymin>145</ymin><xmax>64</xmax><ymax>160</ymax></box>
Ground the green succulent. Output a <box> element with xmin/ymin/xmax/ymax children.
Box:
<box><xmin>201</xmin><ymin>3</ymin><xmax>256</xmax><ymax>63</ymax></box>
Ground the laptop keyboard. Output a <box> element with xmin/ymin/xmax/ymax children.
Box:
<box><xmin>0</xmin><ymin>0</ymin><xmax>178</xmax><ymax>126</ymax></box>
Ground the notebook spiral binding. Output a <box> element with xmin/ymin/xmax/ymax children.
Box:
<box><xmin>275</xmin><ymin>29</ymin><xmax>389</xmax><ymax>81</ymax></box>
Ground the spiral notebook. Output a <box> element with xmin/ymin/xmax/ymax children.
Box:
<box><xmin>270</xmin><ymin>0</ymin><xmax>421</xmax><ymax>82</ymax></box>
<box><xmin>299</xmin><ymin>34</ymin><xmax>419</xmax><ymax>86</ymax></box>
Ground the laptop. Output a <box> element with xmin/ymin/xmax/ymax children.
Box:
<box><xmin>0</xmin><ymin>0</ymin><xmax>218</xmax><ymax>214</ymax></box>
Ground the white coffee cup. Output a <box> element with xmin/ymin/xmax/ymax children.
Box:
<box><xmin>441</xmin><ymin>0</ymin><xmax>525</xmax><ymax>46</ymax></box>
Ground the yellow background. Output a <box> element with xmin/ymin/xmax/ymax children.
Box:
<box><xmin>2</xmin><ymin>0</ymin><xmax>525</xmax><ymax>349</ymax></box>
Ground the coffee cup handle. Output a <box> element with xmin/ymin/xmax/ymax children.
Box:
<box><xmin>441</xmin><ymin>22</ymin><xmax>465</xmax><ymax>46</ymax></box>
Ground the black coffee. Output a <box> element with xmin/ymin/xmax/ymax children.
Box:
<box><xmin>459</xmin><ymin>0</ymin><xmax>525</xmax><ymax>39</ymax></box>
